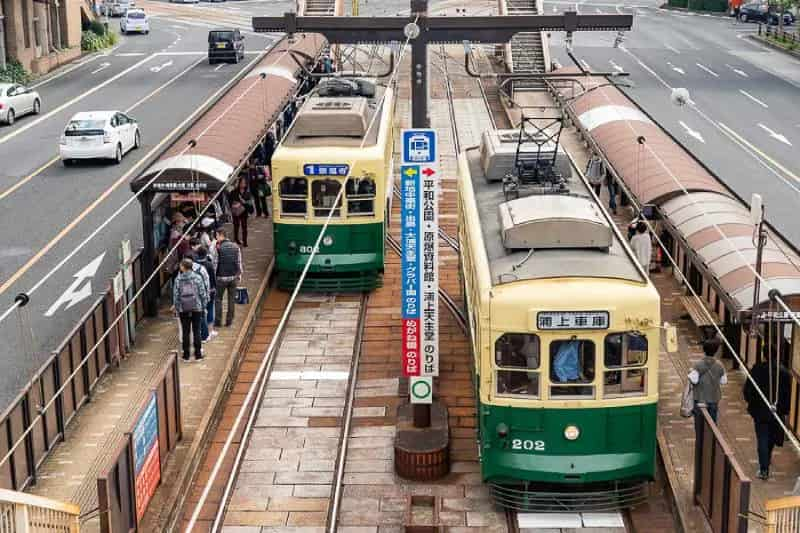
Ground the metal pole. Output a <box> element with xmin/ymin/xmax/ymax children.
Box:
<box><xmin>0</xmin><ymin>12</ymin><xmax>6</xmax><ymax>70</ymax></box>
<box><xmin>140</xmin><ymin>193</ymin><xmax>159</xmax><ymax>317</ymax></box>
<box><xmin>749</xmin><ymin>205</ymin><xmax>767</xmax><ymax>338</ymax></box>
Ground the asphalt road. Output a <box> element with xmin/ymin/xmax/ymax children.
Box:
<box><xmin>545</xmin><ymin>0</ymin><xmax>800</xmax><ymax>247</ymax></box>
<box><xmin>0</xmin><ymin>1</ymin><xmax>284</xmax><ymax>411</ymax></box>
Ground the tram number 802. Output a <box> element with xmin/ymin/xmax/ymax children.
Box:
<box><xmin>510</xmin><ymin>439</ymin><xmax>545</xmax><ymax>451</ymax></box>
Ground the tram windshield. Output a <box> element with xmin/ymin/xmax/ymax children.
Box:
<box><xmin>279</xmin><ymin>178</ymin><xmax>307</xmax><ymax>216</ymax></box>
<box><xmin>346</xmin><ymin>177</ymin><xmax>376</xmax><ymax>216</ymax></box>
<box><xmin>495</xmin><ymin>333</ymin><xmax>540</xmax><ymax>398</ymax></box>
<box><xmin>603</xmin><ymin>332</ymin><xmax>647</xmax><ymax>397</ymax></box>
<box><xmin>549</xmin><ymin>339</ymin><xmax>595</xmax><ymax>398</ymax></box>
<box><xmin>312</xmin><ymin>179</ymin><xmax>342</xmax><ymax>217</ymax></box>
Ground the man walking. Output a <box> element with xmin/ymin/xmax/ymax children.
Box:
<box><xmin>689</xmin><ymin>336</ymin><xmax>728</xmax><ymax>436</ymax></box>
<box><xmin>214</xmin><ymin>228</ymin><xmax>242</xmax><ymax>328</ymax></box>
<box><xmin>744</xmin><ymin>358</ymin><xmax>791</xmax><ymax>480</ymax></box>
<box><xmin>173</xmin><ymin>259</ymin><xmax>207</xmax><ymax>361</ymax></box>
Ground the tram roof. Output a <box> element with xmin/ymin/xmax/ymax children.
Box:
<box><xmin>464</xmin><ymin>147</ymin><xmax>645</xmax><ymax>286</ymax></box>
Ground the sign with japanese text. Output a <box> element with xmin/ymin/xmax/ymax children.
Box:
<box><xmin>401</xmin><ymin>164</ymin><xmax>420</xmax><ymax>377</ymax></box>
<box><xmin>133</xmin><ymin>393</ymin><xmax>160</xmax><ymax>521</ymax></box>
<box><xmin>420</xmin><ymin>165</ymin><xmax>439</xmax><ymax>377</ymax></box>
<box><xmin>537</xmin><ymin>311</ymin><xmax>610</xmax><ymax>330</ymax></box>
<box><xmin>303</xmin><ymin>163</ymin><xmax>350</xmax><ymax>176</ymax></box>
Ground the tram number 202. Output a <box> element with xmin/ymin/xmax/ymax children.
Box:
<box><xmin>511</xmin><ymin>439</ymin><xmax>545</xmax><ymax>451</ymax></box>
<box><xmin>299</xmin><ymin>245</ymin><xmax>319</xmax><ymax>254</ymax></box>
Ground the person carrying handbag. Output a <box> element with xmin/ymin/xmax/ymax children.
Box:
<box><xmin>229</xmin><ymin>177</ymin><xmax>254</xmax><ymax>247</ymax></box>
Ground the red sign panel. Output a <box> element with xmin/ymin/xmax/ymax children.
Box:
<box><xmin>402</xmin><ymin>318</ymin><xmax>420</xmax><ymax>376</ymax></box>
<box><xmin>135</xmin><ymin>443</ymin><xmax>161</xmax><ymax>521</ymax></box>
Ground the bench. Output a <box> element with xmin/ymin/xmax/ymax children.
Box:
<box><xmin>677</xmin><ymin>295</ymin><xmax>721</xmax><ymax>339</ymax></box>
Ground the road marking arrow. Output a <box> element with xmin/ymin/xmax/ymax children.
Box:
<box><xmin>609</xmin><ymin>59</ymin><xmax>624</xmax><ymax>73</ymax></box>
<box><xmin>667</xmin><ymin>61</ymin><xmax>685</xmax><ymax>75</ymax></box>
<box><xmin>679</xmin><ymin>121</ymin><xmax>705</xmax><ymax>143</ymax></box>
<box><xmin>149</xmin><ymin>60</ymin><xmax>174</xmax><ymax>73</ymax></box>
<box><xmin>45</xmin><ymin>253</ymin><xmax>106</xmax><ymax>317</ymax></box>
<box><xmin>758</xmin><ymin>123</ymin><xmax>792</xmax><ymax>146</ymax></box>
<box><xmin>725</xmin><ymin>64</ymin><xmax>749</xmax><ymax>77</ymax></box>
<box><xmin>90</xmin><ymin>62</ymin><xmax>111</xmax><ymax>75</ymax></box>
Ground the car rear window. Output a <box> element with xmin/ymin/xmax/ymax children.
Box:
<box><xmin>127</xmin><ymin>11</ymin><xmax>145</xmax><ymax>18</ymax></box>
<box><xmin>209</xmin><ymin>31</ymin><xmax>235</xmax><ymax>42</ymax></box>
<box><xmin>65</xmin><ymin>119</ymin><xmax>106</xmax><ymax>135</ymax></box>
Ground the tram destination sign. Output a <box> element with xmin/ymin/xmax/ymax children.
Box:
<box><xmin>537</xmin><ymin>311</ymin><xmax>609</xmax><ymax>330</ymax></box>
<box><xmin>303</xmin><ymin>163</ymin><xmax>350</xmax><ymax>176</ymax></box>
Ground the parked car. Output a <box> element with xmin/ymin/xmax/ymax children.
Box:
<box><xmin>59</xmin><ymin>111</ymin><xmax>141</xmax><ymax>165</ymax></box>
<box><xmin>0</xmin><ymin>83</ymin><xmax>41</xmax><ymax>125</ymax></box>
<box><xmin>208</xmin><ymin>28</ymin><xmax>245</xmax><ymax>64</ymax></box>
<box><xmin>120</xmin><ymin>8</ymin><xmax>149</xmax><ymax>34</ymax></box>
<box><xmin>738</xmin><ymin>3</ymin><xmax>795</xmax><ymax>25</ymax></box>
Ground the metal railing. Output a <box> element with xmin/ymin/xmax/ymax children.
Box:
<box><xmin>766</xmin><ymin>496</ymin><xmax>800</xmax><ymax>533</ymax></box>
<box><xmin>0</xmin><ymin>488</ymin><xmax>79</xmax><ymax>532</ymax></box>
<box><xmin>759</xmin><ymin>23</ymin><xmax>800</xmax><ymax>45</ymax></box>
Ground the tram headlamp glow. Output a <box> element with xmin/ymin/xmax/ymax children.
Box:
<box><xmin>322</xmin><ymin>235</ymin><xmax>334</xmax><ymax>247</ymax></box>
<box><xmin>564</xmin><ymin>425</ymin><xmax>580</xmax><ymax>441</ymax></box>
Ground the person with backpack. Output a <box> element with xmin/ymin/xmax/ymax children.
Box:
<box><xmin>194</xmin><ymin>244</ymin><xmax>218</xmax><ymax>342</ymax></box>
<box><xmin>172</xmin><ymin>258</ymin><xmax>208</xmax><ymax>361</ymax></box>
<box><xmin>188</xmin><ymin>246</ymin><xmax>210</xmax><ymax>342</ymax></box>
<box><xmin>214</xmin><ymin>228</ymin><xmax>242</xmax><ymax>328</ymax></box>
<box><xmin>585</xmin><ymin>155</ymin><xmax>604</xmax><ymax>197</ymax></box>
<box><xmin>688</xmin><ymin>336</ymin><xmax>728</xmax><ymax>436</ymax></box>
<box><xmin>744</xmin><ymin>358</ymin><xmax>791</xmax><ymax>480</ymax></box>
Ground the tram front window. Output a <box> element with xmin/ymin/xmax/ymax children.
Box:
<box><xmin>549</xmin><ymin>339</ymin><xmax>595</xmax><ymax>398</ymax></box>
<box><xmin>346</xmin><ymin>177</ymin><xmax>376</xmax><ymax>216</ymax></box>
<box><xmin>604</xmin><ymin>332</ymin><xmax>647</xmax><ymax>397</ymax></box>
<box><xmin>280</xmin><ymin>178</ymin><xmax>307</xmax><ymax>216</ymax></box>
<box><xmin>312</xmin><ymin>179</ymin><xmax>342</xmax><ymax>217</ymax></box>
<box><xmin>495</xmin><ymin>333</ymin><xmax>540</xmax><ymax>398</ymax></box>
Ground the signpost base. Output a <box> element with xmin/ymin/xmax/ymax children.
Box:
<box><xmin>394</xmin><ymin>401</ymin><xmax>450</xmax><ymax>481</ymax></box>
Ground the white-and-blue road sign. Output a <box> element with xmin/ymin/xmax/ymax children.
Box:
<box><xmin>402</xmin><ymin>129</ymin><xmax>437</xmax><ymax>164</ymax></box>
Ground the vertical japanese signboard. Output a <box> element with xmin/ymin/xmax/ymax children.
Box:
<box><xmin>133</xmin><ymin>392</ymin><xmax>160</xmax><ymax>521</ymax></box>
<box><xmin>401</xmin><ymin>129</ymin><xmax>439</xmax><ymax>401</ymax></box>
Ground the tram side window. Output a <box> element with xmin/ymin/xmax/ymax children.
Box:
<box><xmin>549</xmin><ymin>340</ymin><xmax>595</xmax><ymax>398</ymax></box>
<box><xmin>604</xmin><ymin>332</ymin><xmax>648</xmax><ymax>397</ymax></box>
<box><xmin>346</xmin><ymin>177</ymin><xmax>376</xmax><ymax>216</ymax></box>
<box><xmin>312</xmin><ymin>179</ymin><xmax>342</xmax><ymax>217</ymax></box>
<box><xmin>494</xmin><ymin>333</ymin><xmax>540</xmax><ymax>398</ymax></box>
<box><xmin>280</xmin><ymin>178</ymin><xmax>307</xmax><ymax>216</ymax></box>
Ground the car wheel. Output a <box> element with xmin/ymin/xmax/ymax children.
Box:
<box><xmin>115</xmin><ymin>144</ymin><xmax>123</xmax><ymax>164</ymax></box>
<box><xmin>134</xmin><ymin>130</ymin><xmax>141</xmax><ymax>150</ymax></box>
<box><xmin>740</xmin><ymin>13</ymin><xmax>748</xmax><ymax>22</ymax></box>
<box><xmin>33</xmin><ymin>99</ymin><xmax>41</xmax><ymax>115</ymax></box>
<box><xmin>6</xmin><ymin>109</ymin><xmax>14</xmax><ymax>126</ymax></box>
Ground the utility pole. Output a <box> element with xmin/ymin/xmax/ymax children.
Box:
<box><xmin>252</xmin><ymin>1</ymin><xmax>632</xmax><ymax>480</ymax></box>
<box><xmin>750</xmin><ymin>193</ymin><xmax>768</xmax><ymax>339</ymax></box>
<box><xmin>0</xmin><ymin>9</ymin><xmax>7</xmax><ymax>70</ymax></box>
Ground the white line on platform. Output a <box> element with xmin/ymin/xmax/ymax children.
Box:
<box><xmin>739</xmin><ymin>89</ymin><xmax>768</xmax><ymax>108</ymax></box>
<box><xmin>696</xmin><ymin>63</ymin><xmax>719</xmax><ymax>77</ymax></box>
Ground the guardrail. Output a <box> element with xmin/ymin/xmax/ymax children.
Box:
<box><xmin>694</xmin><ymin>407</ymin><xmax>750</xmax><ymax>533</ymax></box>
<box><xmin>766</xmin><ymin>496</ymin><xmax>800</xmax><ymax>533</ymax></box>
<box><xmin>759</xmin><ymin>23</ymin><xmax>800</xmax><ymax>44</ymax></box>
<box><xmin>0</xmin><ymin>487</ymin><xmax>80</xmax><ymax>532</ymax></box>
<box><xmin>0</xmin><ymin>251</ymin><xmax>148</xmax><ymax>491</ymax></box>
<box><xmin>97</xmin><ymin>353</ymin><xmax>181</xmax><ymax>533</ymax></box>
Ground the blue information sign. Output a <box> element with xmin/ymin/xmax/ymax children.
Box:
<box><xmin>402</xmin><ymin>129</ymin><xmax>437</xmax><ymax>164</ymax></box>
<box><xmin>303</xmin><ymin>163</ymin><xmax>350</xmax><ymax>176</ymax></box>
<box><xmin>401</xmin><ymin>165</ymin><xmax>420</xmax><ymax>320</ymax></box>
<box><xmin>133</xmin><ymin>393</ymin><xmax>159</xmax><ymax>475</ymax></box>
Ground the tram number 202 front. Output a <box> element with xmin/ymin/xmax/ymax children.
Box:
<box><xmin>299</xmin><ymin>245</ymin><xmax>319</xmax><ymax>254</ymax></box>
<box><xmin>511</xmin><ymin>439</ymin><xmax>545</xmax><ymax>452</ymax></box>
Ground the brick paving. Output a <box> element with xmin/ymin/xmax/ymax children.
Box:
<box><xmin>25</xmin><ymin>218</ymin><xmax>274</xmax><ymax>533</ymax></box>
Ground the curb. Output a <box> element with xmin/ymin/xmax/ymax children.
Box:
<box><xmin>658</xmin><ymin>4</ymin><xmax>731</xmax><ymax>18</ymax></box>
<box><xmin>748</xmin><ymin>34</ymin><xmax>800</xmax><ymax>59</ymax></box>
<box><xmin>163</xmin><ymin>258</ymin><xmax>275</xmax><ymax>533</ymax></box>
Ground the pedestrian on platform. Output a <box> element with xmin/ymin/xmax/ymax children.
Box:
<box><xmin>605</xmin><ymin>173</ymin><xmax>618</xmax><ymax>215</ymax></box>
<box><xmin>689</xmin><ymin>336</ymin><xmax>728</xmax><ymax>436</ymax></box>
<box><xmin>214</xmin><ymin>228</ymin><xmax>242</xmax><ymax>328</ymax></box>
<box><xmin>188</xmin><ymin>247</ymin><xmax>210</xmax><ymax>342</ymax></box>
<box><xmin>229</xmin><ymin>177</ymin><xmax>253</xmax><ymax>247</ymax></box>
<box><xmin>630</xmin><ymin>221</ymin><xmax>652</xmax><ymax>273</ymax></box>
<box><xmin>194</xmin><ymin>244</ymin><xmax>218</xmax><ymax>341</ymax></box>
<box><xmin>249</xmin><ymin>164</ymin><xmax>270</xmax><ymax>218</ymax></box>
<box><xmin>586</xmin><ymin>155</ymin><xmax>604</xmax><ymax>197</ymax></box>
<box><xmin>173</xmin><ymin>258</ymin><xmax>207</xmax><ymax>361</ymax></box>
<box><xmin>744</xmin><ymin>358</ymin><xmax>791</xmax><ymax>480</ymax></box>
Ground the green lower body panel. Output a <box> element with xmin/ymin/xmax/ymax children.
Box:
<box><xmin>274</xmin><ymin>222</ymin><xmax>385</xmax><ymax>291</ymax></box>
<box><xmin>479</xmin><ymin>402</ymin><xmax>657</xmax><ymax>485</ymax></box>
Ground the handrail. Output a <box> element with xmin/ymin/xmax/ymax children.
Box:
<box><xmin>0</xmin><ymin>488</ymin><xmax>79</xmax><ymax>515</ymax></box>
<box><xmin>766</xmin><ymin>496</ymin><xmax>800</xmax><ymax>533</ymax></box>
<box><xmin>0</xmin><ymin>487</ymin><xmax>80</xmax><ymax>533</ymax></box>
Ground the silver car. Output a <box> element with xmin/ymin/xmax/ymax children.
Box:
<box><xmin>0</xmin><ymin>83</ymin><xmax>41</xmax><ymax>125</ymax></box>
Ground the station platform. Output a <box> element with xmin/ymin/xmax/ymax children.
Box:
<box><xmin>23</xmin><ymin>217</ymin><xmax>275</xmax><ymax>533</ymax></box>
<box><xmin>508</xmin><ymin>90</ymin><xmax>800</xmax><ymax>532</ymax></box>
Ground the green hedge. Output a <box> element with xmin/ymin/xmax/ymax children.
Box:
<box><xmin>81</xmin><ymin>28</ymin><xmax>119</xmax><ymax>52</ymax></box>
<box><xmin>0</xmin><ymin>60</ymin><xmax>31</xmax><ymax>84</ymax></box>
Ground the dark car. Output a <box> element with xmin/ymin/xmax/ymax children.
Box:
<box><xmin>738</xmin><ymin>3</ymin><xmax>795</xmax><ymax>25</ymax></box>
<box><xmin>208</xmin><ymin>29</ymin><xmax>245</xmax><ymax>64</ymax></box>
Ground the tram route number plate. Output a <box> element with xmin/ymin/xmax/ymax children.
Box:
<box><xmin>537</xmin><ymin>311</ymin><xmax>609</xmax><ymax>330</ymax></box>
<box><xmin>511</xmin><ymin>439</ymin><xmax>545</xmax><ymax>451</ymax></box>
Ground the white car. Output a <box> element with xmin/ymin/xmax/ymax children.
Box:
<box><xmin>59</xmin><ymin>111</ymin><xmax>141</xmax><ymax>165</ymax></box>
<box><xmin>0</xmin><ymin>83</ymin><xmax>41</xmax><ymax>125</ymax></box>
<box><xmin>120</xmin><ymin>9</ymin><xmax>149</xmax><ymax>34</ymax></box>
<box><xmin>105</xmin><ymin>0</ymin><xmax>135</xmax><ymax>17</ymax></box>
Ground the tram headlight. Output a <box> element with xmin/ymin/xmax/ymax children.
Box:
<box><xmin>496</xmin><ymin>423</ymin><xmax>509</xmax><ymax>438</ymax></box>
<box><xmin>323</xmin><ymin>235</ymin><xmax>334</xmax><ymax>247</ymax></box>
<box><xmin>564</xmin><ymin>425</ymin><xmax>580</xmax><ymax>441</ymax></box>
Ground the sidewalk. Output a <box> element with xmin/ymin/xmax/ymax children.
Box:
<box><xmin>25</xmin><ymin>217</ymin><xmax>274</xmax><ymax>533</ymax></box>
<box><xmin>510</xmin><ymin>90</ymin><xmax>800</xmax><ymax>532</ymax></box>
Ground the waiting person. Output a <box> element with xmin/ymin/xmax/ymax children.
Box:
<box><xmin>605</xmin><ymin>173</ymin><xmax>618</xmax><ymax>215</ymax></box>
<box><xmin>193</xmin><ymin>244</ymin><xmax>218</xmax><ymax>341</ymax></box>
<box><xmin>689</xmin><ymin>336</ymin><xmax>728</xmax><ymax>436</ymax></box>
<box><xmin>188</xmin><ymin>247</ymin><xmax>210</xmax><ymax>342</ymax></box>
<box><xmin>249</xmin><ymin>165</ymin><xmax>270</xmax><ymax>218</ymax></box>
<box><xmin>743</xmin><ymin>358</ymin><xmax>791</xmax><ymax>480</ymax></box>
<box><xmin>214</xmin><ymin>228</ymin><xmax>242</xmax><ymax>328</ymax></box>
<box><xmin>229</xmin><ymin>178</ymin><xmax>253</xmax><ymax>247</ymax></box>
<box><xmin>172</xmin><ymin>259</ymin><xmax>207</xmax><ymax>361</ymax></box>
<box><xmin>630</xmin><ymin>221</ymin><xmax>653</xmax><ymax>272</ymax></box>
<box><xmin>585</xmin><ymin>155</ymin><xmax>604</xmax><ymax>197</ymax></box>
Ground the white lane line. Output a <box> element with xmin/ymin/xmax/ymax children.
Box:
<box><xmin>214</xmin><ymin>63</ymin><xmax>225</xmax><ymax>72</ymax></box>
<box><xmin>676</xmin><ymin>34</ymin><xmax>699</xmax><ymax>50</ymax></box>
<box><xmin>679</xmin><ymin>120</ymin><xmax>705</xmax><ymax>143</ymax></box>
<box><xmin>664</xmin><ymin>43</ymin><xmax>680</xmax><ymax>54</ymax></box>
<box><xmin>758</xmin><ymin>123</ymin><xmax>793</xmax><ymax>146</ymax></box>
<box><xmin>739</xmin><ymin>89</ymin><xmax>768</xmax><ymax>108</ymax></box>
<box><xmin>719</xmin><ymin>123</ymin><xmax>799</xmax><ymax>184</ymax></box>
<box><xmin>115</xmin><ymin>52</ymin><xmax>147</xmax><ymax>57</ymax></box>
<box><xmin>667</xmin><ymin>61</ymin><xmax>685</xmax><ymax>75</ymax></box>
<box><xmin>90</xmin><ymin>62</ymin><xmax>111</xmax><ymax>75</ymax></box>
<box><xmin>696</xmin><ymin>63</ymin><xmax>719</xmax><ymax>77</ymax></box>
<box><xmin>28</xmin><ymin>54</ymin><xmax>103</xmax><ymax>89</ymax></box>
<box><xmin>0</xmin><ymin>54</ymin><xmax>155</xmax><ymax>147</ymax></box>
<box><xmin>579</xmin><ymin>59</ymin><xmax>592</xmax><ymax>71</ymax></box>
<box><xmin>726</xmin><ymin>64</ymin><xmax>749</xmax><ymax>77</ymax></box>
<box><xmin>609</xmin><ymin>59</ymin><xmax>624</xmax><ymax>72</ymax></box>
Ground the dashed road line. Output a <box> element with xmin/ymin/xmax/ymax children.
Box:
<box><xmin>739</xmin><ymin>89</ymin><xmax>768</xmax><ymax>108</ymax></box>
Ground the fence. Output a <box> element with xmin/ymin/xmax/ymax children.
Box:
<box><xmin>765</xmin><ymin>496</ymin><xmax>800</xmax><ymax>533</ymax></box>
<box><xmin>693</xmin><ymin>407</ymin><xmax>751</xmax><ymax>533</ymax></box>
<box><xmin>98</xmin><ymin>353</ymin><xmax>181</xmax><ymax>533</ymax></box>
<box><xmin>0</xmin><ymin>487</ymin><xmax>80</xmax><ymax>532</ymax></box>
<box><xmin>0</xmin><ymin>251</ymin><xmax>149</xmax><ymax>492</ymax></box>
<box><xmin>760</xmin><ymin>24</ymin><xmax>800</xmax><ymax>45</ymax></box>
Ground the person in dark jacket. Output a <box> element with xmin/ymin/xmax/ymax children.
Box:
<box><xmin>214</xmin><ymin>228</ymin><xmax>242</xmax><ymax>328</ymax></box>
<box><xmin>229</xmin><ymin>177</ymin><xmax>253</xmax><ymax>247</ymax></box>
<box><xmin>193</xmin><ymin>244</ymin><xmax>217</xmax><ymax>341</ymax></box>
<box><xmin>172</xmin><ymin>259</ymin><xmax>207</xmax><ymax>361</ymax></box>
<box><xmin>688</xmin><ymin>336</ymin><xmax>727</xmax><ymax>437</ymax></box>
<box><xmin>744</xmin><ymin>359</ymin><xmax>791</xmax><ymax>480</ymax></box>
<box><xmin>249</xmin><ymin>165</ymin><xmax>270</xmax><ymax>218</ymax></box>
